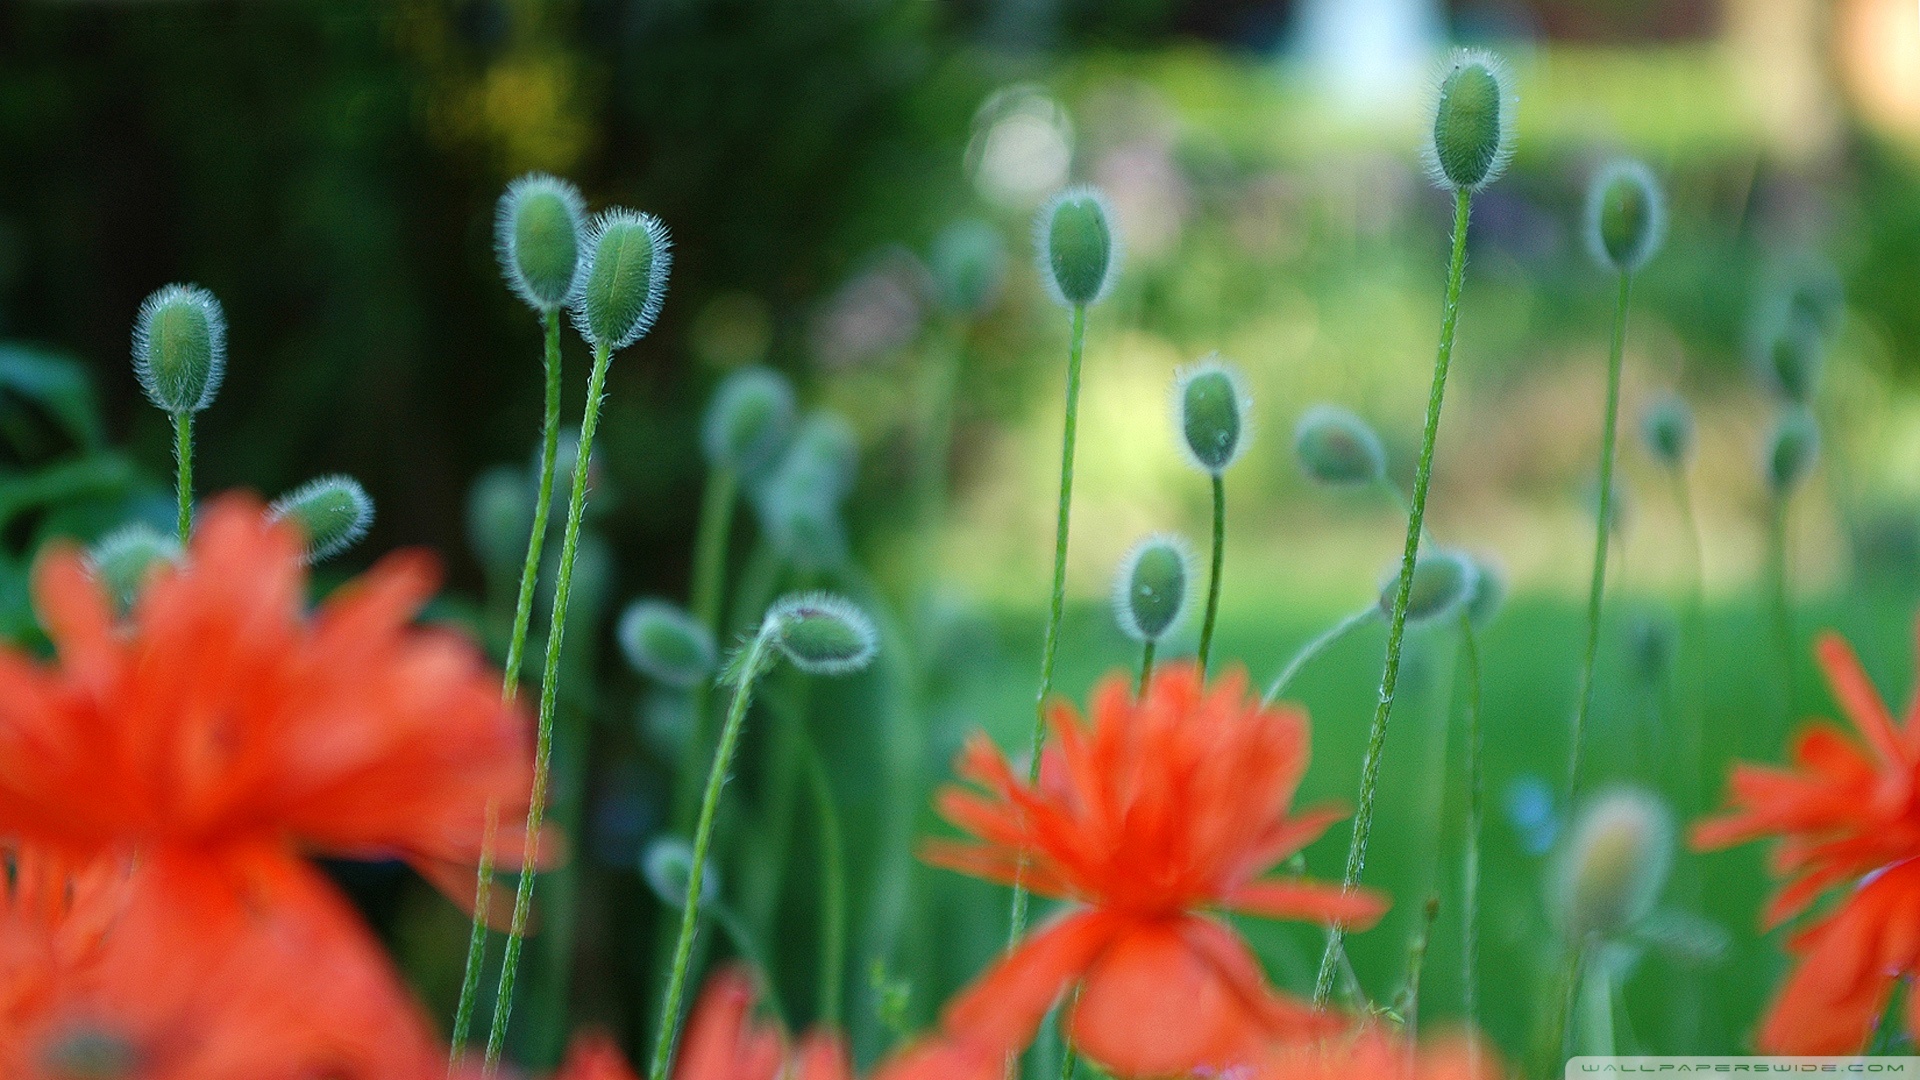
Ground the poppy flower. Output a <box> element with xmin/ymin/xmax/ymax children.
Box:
<box><xmin>0</xmin><ymin>844</ymin><xmax>440</xmax><ymax>1080</ymax></box>
<box><xmin>0</xmin><ymin>495</ymin><xmax>544</xmax><ymax>912</ymax></box>
<box><xmin>670</xmin><ymin>965</ymin><xmax>850</xmax><ymax>1080</ymax></box>
<box><xmin>923</xmin><ymin>664</ymin><xmax>1387</xmax><ymax>1077</ymax></box>
<box><xmin>1254</xmin><ymin>1025</ymin><xmax>1500</xmax><ymax>1080</ymax></box>
<box><xmin>1694</xmin><ymin>624</ymin><xmax>1920</xmax><ymax>1052</ymax></box>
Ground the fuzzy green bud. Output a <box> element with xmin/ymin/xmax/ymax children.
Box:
<box><xmin>643</xmin><ymin>837</ymin><xmax>717</xmax><ymax>909</ymax></box>
<box><xmin>930</xmin><ymin>218</ymin><xmax>1006</xmax><ymax>317</ymax></box>
<box><xmin>87</xmin><ymin>523</ymin><xmax>181</xmax><ymax>609</ymax></box>
<box><xmin>1761</xmin><ymin>322</ymin><xmax>1823</xmax><ymax>404</ymax></box>
<box><xmin>1175</xmin><ymin>356</ymin><xmax>1251</xmax><ymax>475</ymax></box>
<box><xmin>1112</xmin><ymin>533</ymin><xmax>1192</xmax><ymax>644</ymax></box>
<box><xmin>573</xmin><ymin>208</ymin><xmax>672</xmax><ymax>350</ymax></box>
<box><xmin>1035</xmin><ymin>186</ymin><xmax>1119</xmax><ymax>308</ymax></box>
<box><xmin>495</xmin><ymin>173</ymin><xmax>587</xmax><ymax>312</ymax></box>
<box><xmin>702</xmin><ymin>366</ymin><xmax>796</xmax><ymax>480</ymax></box>
<box><xmin>1639</xmin><ymin>393</ymin><xmax>1694</xmax><ymax>467</ymax></box>
<box><xmin>269</xmin><ymin>475</ymin><xmax>374</xmax><ymax>563</ymax></box>
<box><xmin>618</xmin><ymin>599</ymin><xmax>717</xmax><ymax>690</ymax></box>
<box><xmin>766</xmin><ymin>592</ymin><xmax>877</xmax><ymax>675</ymax></box>
<box><xmin>132</xmin><ymin>284</ymin><xmax>227</xmax><ymax>415</ymax></box>
<box><xmin>1422</xmin><ymin>50</ymin><xmax>1516</xmax><ymax>193</ymax></box>
<box><xmin>1550</xmin><ymin>787</ymin><xmax>1672</xmax><ymax>943</ymax></box>
<box><xmin>1293</xmin><ymin>405</ymin><xmax>1386</xmax><ymax>488</ymax></box>
<box><xmin>1382</xmin><ymin>548</ymin><xmax>1477</xmax><ymax>627</ymax></box>
<box><xmin>1766</xmin><ymin>408</ymin><xmax>1820</xmax><ymax>495</ymax></box>
<box><xmin>1585</xmin><ymin>159</ymin><xmax>1665</xmax><ymax>274</ymax></box>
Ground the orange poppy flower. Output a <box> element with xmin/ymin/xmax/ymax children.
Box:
<box><xmin>1694</xmin><ymin>624</ymin><xmax>1920</xmax><ymax>1052</ymax></box>
<box><xmin>1</xmin><ymin>844</ymin><xmax>440</xmax><ymax>1080</ymax></box>
<box><xmin>1254</xmin><ymin>1025</ymin><xmax>1500</xmax><ymax>1080</ymax></box>
<box><xmin>671</xmin><ymin>966</ymin><xmax>850</xmax><ymax>1080</ymax></box>
<box><xmin>0</xmin><ymin>495</ymin><xmax>542</xmax><ymax>910</ymax></box>
<box><xmin>923</xmin><ymin>664</ymin><xmax>1387</xmax><ymax>1077</ymax></box>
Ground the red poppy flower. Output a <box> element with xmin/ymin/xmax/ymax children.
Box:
<box><xmin>0</xmin><ymin>495</ymin><xmax>543</xmax><ymax>910</ymax></box>
<box><xmin>923</xmin><ymin>664</ymin><xmax>1386</xmax><ymax>1077</ymax></box>
<box><xmin>1694</xmin><ymin>624</ymin><xmax>1920</xmax><ymax>1052</ymax></box>
<box><xmin>0</xmin><ymin>844</ymin><xmax>440</xmax><ymax>1080</ymax></box>
<box><xmin>1254</xmin><ymin>1025</ymin><xmax>1500</xmax><ymax>1080</ymax></box>
<box><xmin>554</xmin><ymin>1032</ymin><xmax>647</xmax><ymax>1080</ymax></box>
<box><xmin>672</xmin><ymin>966</ymin><xmax>850</xmax><ymax>1080</ymax></box>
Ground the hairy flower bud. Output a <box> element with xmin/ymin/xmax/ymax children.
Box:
<box><xmin>1550</xmin><ymin>787</ymin><xmax>1672</xmax><ymax>943</ymax></box>
<box><xmin>1760</xmin><ymin>321</ymin><xmax>1823</xmax><ymax>405</ymax></box>
<box><xmin>1293</xmin><ymin>405</ymin><xmax>1387</xmax><ymax>488</ymax></box>
<box><xmin>574</xmin><ymin>209</ymin><xmax>672</xmax><ymax>350</ymax></box>
<box><xmin>702</xmin><ymin>366</ymin><xmax>796</xmax><ymax>480</ymax></box>
<box><xmin>87</xmin><ymin>523</ymin><xmax>181</xmax><ymax>608</ymax></box>
<box><xmin>766</xmin><ymin>592</ymin><xmax>877</xmax><ymax>675</ymax></box>
<box><xmin>269</xmin><ymin>475</ymin><xmax>374</xmax><ymax>563</ymax></box>
<box><xmin>1766</xmin><ymin>408</ymin><xmax>1820</xmax><ymax>495</ymax></box>
<box><xmin>618</xmin><ymin>599</ymin><xmax>717</xmax><ymax>689</ymax></box>
<box><xmin>1422</xmin><ymin>49</ymin><xmax>1516</xmax><ymax>193</ymax></box>
<box><xmin>643</xmin><ymin>837</ymin><xmax>717</xmax><ymax>909</ymax></box>
<box><xmin>495</xmin><ymin>173</ymin><xmax>587</xmax><ymax>312</ymax></box>
<box><xmin>1584</xmin><ymin>159</ymin><xmax>1665</xmax><ymax>274</ymax></box>
<box><xmin>930</xmin><ymin>218</ymin><xmax>1007</xmax><ymax>317</ymax></box>
<box><xmin>1175</xmin><ymin>356</ymin><xmax>1251</xmax><ymax>476</ymax></box>
<box><xmin>1035</xmin><ymin>186</ymin><xmax>1119</xmax><ymax>308</ymax></box>
<box><xmin>132</xmin><ymin>284</ymin><xmax>226</xmax><ymax>416</ymax></box>
<box><xmin>1382</xmin><ymin>548</ymin><xmax>1477</xmax><ymax>627</ymax></box>
<box><xmin>1112</xmin><ymin>533</ymin><xmax>1192</xmax><ymax>644</ymax></box>
<box><xmin>1639</xmin><ymin>393</ymin><xmax>1694</xmax><ymax>467</ymax></box>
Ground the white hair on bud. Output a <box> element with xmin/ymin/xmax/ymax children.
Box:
<box><xmin>573</xmin><ymin>208</ymin><xmax>674</xmax><ymax>350</ymax></box>
<box><xmin>494</xmin><ymin>173</ymin><xmax>588</xmax><ymax>312</ymax></box>
<box><xmin>1418</xmin><ymin>48</ymin><xmax>1519</xmax><ymax>194</ymax></box>
<box><xmin>1032</xmin><ymin>184</ymin><xmax>1124</xmax><ymax>310</ymax></box>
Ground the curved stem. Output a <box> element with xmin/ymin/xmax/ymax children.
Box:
<box><xmin>1314</xmin><ymin>187</ymin><xmax>1473</xmax><ymax>1004</ymax></box>
<box><xmin>800</xmin><ymin>725</ymin><xmax>846</xmax><ymax>1027</ymax></box>
<box><xmin>486</xmin><ymin>338</ymin><xmax>613</xmax><ymax>1072</ymax></box>
<box><xmin>1568</xmin><ymin>271</ymin><xmax>1633</xmax><ymax>799</ymax></box>
<box><xmin>675</xmin><ymin>469</ymin><xmax>740</xmax><ymax>834</ymax></box>
<box><xmin>448</xmin><ymin>800</ymin><xmax>499</xmax><ymax>1071</ymax></box>
<box><xmin>172</xmin><ymin>412</ymin><xmax>193</xmax><ymax>543</ymax></box>
<box><xmin>1263</xmin><ymin>607</ymin><xmax>1377</xmax><ymax>706</ymax></box>
<box><xmin>1009</xmin><ymin>303</ymin><xmax>1086</xmax><ymax>946</ymax></box>
<box><xmin>1136</xmin><ymin>639</ymin><xmax>1156</xmax><ymax>699</ymax></box>
<box><xmin>1459</xmin><ymin>616</ymin><xmax>1483</xmax><ymax>1070</ymax></box>
<box><xmin>1197</xmin><ymin>473</ymin><xmax>1226</xmax><ymax>676</ymax></box>
<box><xmin>649</xmin><ymin>624</ymin><xmax>779</xmax><ymax>1080</ymax></box>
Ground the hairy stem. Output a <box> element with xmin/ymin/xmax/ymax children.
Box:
<box><xmin>448</xmin><ymin>800</ymin><xmax>499</xmax><ymax>1071</ymax></box>
<box><xmin>1136</xmin><ymin>639</ymin><xmax>1156</xmax><ymax>699</ymax></box>
<box><xmin>676</xmin><ymin>467</ymin><xmax>739</xmax><ymax>831</ymax></box>
<box><xmin>1263</xmin><ymin>607</ymin><xmax>1376</xmax><ymax>707</ymax></box>
<box><xmin>1460</xmin><ymin>617</ymin><xmax>1483</xmax><ymax>1071</ymax></box>
<box><xmin>172</xmin><ymin>412</ymin><xmax>193</xmax><ymax>543</ymax></box>
<box><xmin>1314</xmin><ymin>188</ymin><xmax>1473</xmax><ymax>1004</ymax></box>
<box><xmin>1197</xmin><ymin>473</ymin><xmax>1226</xmax><ymax>675</ymax></box>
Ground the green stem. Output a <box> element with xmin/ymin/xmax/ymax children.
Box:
<box><xmin>452</xmin><ymin>310</ymin><xmax>562</xmax><ymax>1065</ymax></box>
<box><xmin>1460</xmin><ymin>615</ymin><xmax>1483</xmax><ymax>1067</ymax></box>
<box><xmin>1010</xmin><ymin>303</ymin><xmax>1086</xmax><ymax>946</ymax></box>
<box><xmin>1313</xmin><ymin>187</ymin><xmax>1473</xmax><ymax>1005</ymax></box>
<box><xmin>1398</xmin><ymin>894</ymin><xmax>1440</xmax><ymax>1035</ymax></box>
<box><xmin>800</xmin><ymin>725</ymin><xmax>846</xmax><ymax>1027</ymax></box>
<box><xmin>649</xmin><ymin>623</ymin><xmax>779</xmax><ymax>1080</ymax></box>
<box><xmin>1540</xmin><ymin>943</ymin><xmax>1587</xmax><ymax>1077</ymax></box>
<box><xmin>1569</xmin><ymin>271</ymin><xmax>1633</xmax><ymax>799</ymax></box>
<box><xmin>1136</xmin><ymin>639</ymin><xmax>1156</xmax><ymax>699</ymax></box>
<box><xmin>1672</xmin><ymin>467</ymin><xmax>1707</xmax><ymax>807</ymax></box>
<box><xmin>1263</xmin><ymin>607</ymin><xmax>1376</xmax><ymax>706</ymax></box>
<box><xmin>486</xmin><ymin>338</ymin><xmax>613</xmax><ymax>1072</ymax></box>
<box><xmin>673</xmin><ymin>469</ymin><xmax>738</xmax><ymax>852</ymax></box>
<box><xmin>172</xmin><ymin>412</ymin><xmax>193</xmax><ymax>543</ymax></box>
<box><xmin>1197</xmin><ymin>473</ymin><xmax>1225</xmax><ymax>676</ymax></box>
<box><xmin>1769</xmin><ymin>494</ymin><xmax>1796</xmax><ymax>726</ymax></box>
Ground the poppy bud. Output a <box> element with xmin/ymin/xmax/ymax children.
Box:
<box><xmin>1639</xmin><ymin>393</ymin><xmax>1694</xmax><ymax>467</ymax></box>
<box><xmin>132</xmin><ymin>284</ymin><xmax>226</xmax><ymax>416</ymax></box>
<box><xmin>1784</xmin><ymin>262</ymin><xmax>1845</xmax><ymax>340</ymax></box>
<box><xmin>1381</xmin><ymin>548</ymin><xmax>1477</xmax><ymax>627</ymax></box>
<box><xmin>1760</xmin><ymin>322</ymin><xmax>1823</xmax><ymax>404</ymax></box>
<box><xmin>1112</xmin><ymin>533</ymin><xmax>1192</xmax><ymax>644</ymax></box>
<box><xmin>269</xmin><ymin>475</ymin><xmax>374</xmax><ymax>563</ymax></box>
<box><xmin>765</xmin><ymin>412</ymin><xmax>859</xmax><ymax>508</ymax></box>
<box><xmin>618</xmin><ymin>599</ymin><xmax>717</xmax><ymax>690</ymax></box>
<box><xmin>1549</xmin><ymin>787</ymin><xmax>1672</xmax><ymax>943</ymax></box>
<box><xmin>930</xmin><ymin>218</ymin><xmax>1006</xmax><ymax>317</ymax></box>
<box><xmin>467</xmin><ymin>466</ymin><xmax>534</xmax><ymax>579</ymax></box>
<box><xmin>702</xmin><ymin>366</ymin><xmax>796</xmax><ymax>481</ymax></box>
<box><xmin>1584</xmin><ymin>159</ymin><xmax>1665</xmax><ymax>274</ymax></box>
<box><xmin>87</xmin><ymin>523</ymin><xmax>181</xmax><ymax>607</ymax></box>
<box><xmin>1626</xmin><ymin>613</ymin><xmax>1674</xmax><ymax>684</ymax></box>
<box><xmin>643</xmin><ymin>837</ymin><xmax>717</xmax><ymax>909</ymax></box>
<box><xmin>1035</xmin><ymin>186</ymin><xmax>1120</xmax><ymax>308</ymax></box>
<box><xmin>766</xmin><ymin>592</ymin><xmax>878</xmax><ymax>676</ymax></box>
<box><xmin>1766</xmin><ymin>408</ymin><xmax>1819</xmax><ymax>495</ymax></box>
<box><xmin>1175</xmin><ymin>356</ymin><xmax>1251</xmax><ymax>476</ymax></box>
<box><xmin>1422</xmin><ymin>50</ymin><xmax>1517</xmax><ymax>193</ymax></box>
<box><xmin>1464</xmin><ymin>553</ymin><xmax>1506</xmax><ymax>629</ymax></box>
<box><xmin>495</xmin><ymin>173</ymin><xmax>587</xmax><ymax>312</ymax></box>
<box><xmin>573</xmin><ymin>209</ymin><xmax>672</xmax><ymax>350</ymax></box>
<box><xmin>1293</xmin><ymin>404</ymin><xmax>1387</xmax><ymax>488</ymax></box>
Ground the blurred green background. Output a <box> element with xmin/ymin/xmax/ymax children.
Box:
<box><xmin>7</xmin><ymin>0</ymin><xmax>1920</xmax><ymax>1070</ymax></box>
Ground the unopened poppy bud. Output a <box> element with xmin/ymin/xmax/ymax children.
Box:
<box><xmin>1760</xmin><ymin>322</ymin><xmax>1823</xmax><ymax>404</ymax></box>
<box><xmin>1294</xmin><ymin>405</ymin><xmax>1386</xmax><ymax>488</ymax></box>
<box><xmin>1382</xmin><ymin>548</ymin><xmax>1477</xmax><ymax>626</ymax></box>
<box><xmin>617</xmin><ymin>599</ymin><xmax>717</xmax><ymax>690</ymax></box>
<box><xmin>1035</xmin><ymin>186</ymin><xmax>1119</xmax><ymax>308</ymax></box>
<box><xmin>643</xmin><ymin>837</ymin><xmax>717</xmax><ymax>909</ymax></box>
<box><xmin>766</xmin><ymin>592</ymin><xmax>877</xmax><ymax>675</ymax></box>
<box><xmin>930</xmin><ymin>218</ymin><xmax>1006</xmax><ymax>317</ymax></box>
<box><xmin>1585</xmin><ymin>159</ymin><xmax>1665</xmax><ymax>274</ymax></box>
<box><xmin>1550</xmin><ymin>787</ymin><xmax>1672</xmax><ymax>943</ymax></box>
<box><xmin>1464</xmin><ymin>554</ymin><xmax>1506</xmax><ymax>629</ymax></box>
<box><xmin>766</xmin><ymin>412</ymin><xmax>859</xmax><ymax>508</ymax></box>
<box><xmin>1112</xmin><ymin>533</ymin><xmax>1192</xmax><ymax>644</ymax></box>
<box><xmin>87</xmin><ymin>523</ymin><xmax>181</xmax><ymax>607</ymax></box>
<box><xmin>1766</xmin><ymin>408</ymin><xmax>1820</xmax><ymax>495</ymax></box>
<box><xmin>1639</xmin><ymin>393</ymin><xmax>1694</xmax><ymax>467</ymax></box>
<box><xmin>1175</xmin><ymin>356</ymin><xmax>1251</xmax><ymax>475</ymax></box>
<box><xmin>702</xmin><ymin>366</ymin><xmax>796</xmax><ymax>480</ymax></box>
<box><xmin>1422</xmin><ymin>50</ymin><xmax>1517</xmax><ymax>193</ymax></box>
<box><xmin>268</xmin><ymin>475</ymin><xmax>374</xmax><ymax>563</ymax></box>
<box><xmin>495</xmin><ymin>173</ymin><xmax>587</xmax><ymax>312</ymax></box>
<box><xmin>573</xmin><ymin>209</ymin><xmax>672</xmax><ymax>350</ymax></box>
<box><xmin>132</xmin><ymin>284</ymin><xmax>226</xmax><ymax>415</ymax></box>
<box><xmin>467</xmin><ymin>466</ymin><xmax>534</xmax><ymax>577</ymax></box>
